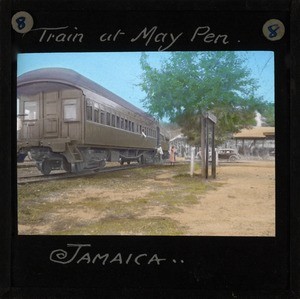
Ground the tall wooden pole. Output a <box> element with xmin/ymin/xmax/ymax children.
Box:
<box><xmin>205</xmin><ymin>118</ymin><xmax>209</xmax><ymax>179</ymax></box>
<box><xmin>201</xmin><ymin>116</ymin><xmax>206</xmax><ymax>178</ymax></box>
<box><xmin>211</xmin><ymin>123</ymin><xmax>216</xmax><ymax>179</ymax></box>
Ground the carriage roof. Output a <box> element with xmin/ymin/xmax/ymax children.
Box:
<box><xmin>17</xmin><ymin>67</ymin><xmax>156</xmax><ymax>122</ymax></box>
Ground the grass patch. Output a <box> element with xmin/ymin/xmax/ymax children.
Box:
<box><xmin>18</xmin><ymin>163</ymin><xmax>221</xmax><ymax>235</ymax></box>
<box><xmin>55</xmin><ymin>217</ymin><xmax>186</xmax><ymax>236</ymax></box>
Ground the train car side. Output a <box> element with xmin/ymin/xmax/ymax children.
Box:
<box><xmin>17</xmin><ymin>86</ymin><xmax>85</xmax><ymax>173</ymax></box>
<box><xmin>17</xmin><ymin>68</ymin><xmax>169</xmax><ymax>174</ymax></box>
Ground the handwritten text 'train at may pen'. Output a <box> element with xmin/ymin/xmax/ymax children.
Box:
<box><xmin>29</xmin><ymin>25</ymin><xmax>230</xmax><ymax>51</ymax></box>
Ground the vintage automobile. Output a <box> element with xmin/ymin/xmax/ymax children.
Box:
<box><xmin>269</xmin><ymin>149</ymin><xmax>275</xmax><ymax>157</ymax></box>
<box><xmin>217</xmin><ymin>148</ymin><xmax>240</xmax><ymax>162</ymax></box>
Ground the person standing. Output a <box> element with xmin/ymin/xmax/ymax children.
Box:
<box><xmin>169</xmin><ymin>145</ymin><xmax>176</xmax><ymax>165</ymax></box>
<box><xmin>157</xmin><ymin>144</ymin><xmax>164</xmax><ymax>163</ymax></box>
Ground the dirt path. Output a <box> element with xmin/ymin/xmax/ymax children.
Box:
<box><xmin>170</xmin><ymin>161</ymin><xmax>275</xmax><ymax>236</ymax></box>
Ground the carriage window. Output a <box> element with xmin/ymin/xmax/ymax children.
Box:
<box><xmin>93</xmin><ymin>103</ymin><xmax>99</xmax><ymax>123</ymax></box>
<box><xmin>86</xmin><ymin>100</ymin><xmax>93</xmax><ymax>121</ymax></box>
<box><xmin>100</xmin><ymin>110</ymin><xmax>105</xmax><ymax>124</ymax></box>
<box><xmin>94</xmin><ymin>109</ymin><xmax>99</xmax><ymax>123</ymax></box>
<box><xmin>106</xmin><ymin>112</ymin><xmax>111</xmax><ymax>126</ymax></box>
<box><xmin>63</xmin><ymin>99</ymin><xmax>79</xmax><ymax>122</ymax></box>
<box><xmin>112</xmin><ymin>114</ymin><xmax>116</xmax><ymax>127</ymax></box>
<box><xmin>24</xmin><ymin>101</ymin><xmax>38</xmax><ymax>120</ymax></box>
<box><xmin>121</xmin><ymin>118</ymin><xmax>124</xmax><ymax>129</ymax></box>
<box><xmin>116</xmin><ymin>116</ymin><xmax>120</xmax><ymax>128</ymax></box>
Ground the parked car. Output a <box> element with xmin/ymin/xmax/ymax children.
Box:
<box><xmin>269</xmin><ymin>149</ymin><xmax>275</xmax><ymax>157</ymax></box>
<box><xmin>217</xmin><ymin>149</ymin><xmax>240</xmax><ymax>162</ymax></box>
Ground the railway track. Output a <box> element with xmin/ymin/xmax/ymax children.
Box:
<box><xmin>17</xmin><ymin>163</ymin><xmax>148</xmax><ymax>185</ymax></box>
<box><xmin>17</xmin><ymin>161</ymin><xmax>36</xmax><ymax>168</ymax></box>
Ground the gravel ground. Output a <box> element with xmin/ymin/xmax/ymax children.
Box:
<box><xmin>18</xmin><ymin>159</ymin><xmax>275</xmax><ymax>236</ymax></box>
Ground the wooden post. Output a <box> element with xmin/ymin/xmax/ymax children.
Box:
<box><xmin>205</xmin><ymin>118</ymin><xmax>209</xmax><ymax>179</ymax></box>
<box><xmin>156</xmin><ymin>126</ymin><xmax>160</xmax><ymax>147</ymax></box>
<box><xmin>201</xmin><ymin>116</ymin><xmax>206</xmax><ymax>179</ymax></box>
<box><xmin>211</xmin><ymin>122</ymin><xmax>216</xmax><ymax>179</ymax></box>
<box><xmin>190</xmin><ymin>146</ymin><xmax>195</xmax><ymax>177</ymax></box>
<box><xmin>201</xmin><ymin>111</ymin><xmax>217</xmax><ymax>179</ymax></box>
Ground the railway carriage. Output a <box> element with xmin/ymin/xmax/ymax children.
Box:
<box><xmin>17</xmin><ymin>68</ymin><xmax>169</xmax><ymax>174</ymax></box>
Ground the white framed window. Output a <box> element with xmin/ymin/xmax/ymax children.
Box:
<box><xmin>24</xmin><ymin>101</ymin><xmax>39</xmax><ymax>120</ymax></box>
<box><xmin>64</xmin><ymin>99</ymin><xmax>80</xmax><ymax>122</ymax></box>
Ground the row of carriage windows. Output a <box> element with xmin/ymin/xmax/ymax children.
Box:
<box><xmin>20</xmin><ymin>99</ymin><xmax>157</xmax><ymax>138</ymax></box>
<box><xmin>18</xmin><ymin>98</ymin><xmax>165</xmax><ymax>141</ymax></box>
<box><xmin>86</xmin><ymin>99</ymin><xmax>157</xmax><ymax>138</ymax></box>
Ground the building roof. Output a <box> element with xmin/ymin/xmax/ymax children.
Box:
<box><xmin>233</xmin><ymin>126</ymin><xmax>275</xmax><ymax>139</ymax></box>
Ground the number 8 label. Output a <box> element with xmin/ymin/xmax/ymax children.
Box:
<box><xmin>16</xmin><ymin>17</ymin><xmax>26</xmax><ymax>30</ymax></box>
<box><xmin>11</xmin><ymin>11</ymin><xmax>34</xmax><ymax>34</ymax></box>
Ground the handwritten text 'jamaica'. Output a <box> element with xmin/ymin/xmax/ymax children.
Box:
<box><xmin>50</xmin><ymin>244</ymin><xmax>167</xmax><ymax>266</ymax></box>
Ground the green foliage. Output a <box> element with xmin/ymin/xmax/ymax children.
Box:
<box><xmin>139</xmin><ymin>52</ymin><xmax>273</xmax><ymax>145</ymax></box>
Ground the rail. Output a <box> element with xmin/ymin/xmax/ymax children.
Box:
<box><xmin>17</xmin><ymin>163</ymin><xmax>148</xmax><ymax>185</ymax></box>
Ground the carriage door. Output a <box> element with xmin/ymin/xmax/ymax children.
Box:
<box><xmin>43</xmin><ymin>92</ymin><xmax>59</xmax><ymax>138</ymax></box>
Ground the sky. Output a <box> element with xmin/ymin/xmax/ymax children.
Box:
<box><xmin>17</xmin><ymin>51</ymin><xmax>274</xmax><ymax>113</ymax></box>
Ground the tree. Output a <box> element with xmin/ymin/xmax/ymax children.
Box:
<box><xmin>256</xmin><ymin>100</ymin><xmax>275</xmax><ymax>126</ymax></box>
<box><xmin>139</xmin><ymin>51</ymin><xmax>271</xmax><ymax>145</ymax></box>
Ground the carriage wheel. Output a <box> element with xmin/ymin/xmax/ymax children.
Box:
<box><xmin>139</xmin><ymin>155</ymin><xmax>145</xmax><ymax>164</ymax></box>
<box><xmin>40</xmin><ymin>159</ymin><xmax>52</xmax><ymax>175</ymax></box>
<box><xmin>99</xmin><ymin>159</ymin><xmax>106</xmax><ymax>168</ymax></box>
<box><xmin>63</xmin><ymin>159</ymin><xmax>71</xmax><ymax>173</ymax></box>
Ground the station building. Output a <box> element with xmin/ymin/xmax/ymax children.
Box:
<box><xmin>231</xmin><ymin>126</ymin><xmax>275</xmax><ymax>157</ymax></box>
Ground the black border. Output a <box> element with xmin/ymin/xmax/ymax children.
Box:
<box><xmin>0</xmin><ymin>0</ymin><xmax>12</xmax><ymax>296</ymax></box>
<box><xmin>290</xmin><ymin>0</ymin><xmax>300</xmax><ymax>294</ymax></box>
<box><xmin>1</xmin><ymin>0</ymin><xmax>299</xmax><ymax>297</ymax></box>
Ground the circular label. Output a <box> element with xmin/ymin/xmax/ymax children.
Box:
<box><xmin>262</xmin><ymin>19</ymin><xmax>285</xmax><ymax>41</ymax></box>
<box><xmin>11</xmin><ymin>11</ymin><xmax>34</xmax><ymax>34</ymax></box>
